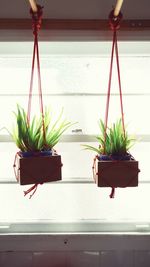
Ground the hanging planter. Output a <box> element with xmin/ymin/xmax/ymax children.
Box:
<box><xmin>12</xmin><ymin>105</ymin><xmax>73</xmax><ymax>186</ymax></box>
<box><xmin>97</xmin><ymin>160</ymin><xmax>138</xmax><ymax>188</ymax></box>
<box><xmin>84</xmin><ymin>119</ymin><xmax>139</xmax><ymax>197</ymax></box>
<box><xmin>12</xmin><ymin>5</ymin><xmax>75</xmax><ymax>197</ymax></box>
<box><xmin>83</xmin><ymin>9</ymin><xmax>140</xmax><ymax>198</ymax></box>
<box><xmin>15</xmin><ymin>151</ymin><xmax>62</xmax><ymax>186</ymax></box>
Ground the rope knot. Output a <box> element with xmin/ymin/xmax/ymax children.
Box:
<box><xmin>109</xmin><ymin>9</ymin><xmax>123</xmax><ymax>31</ymax></box>
<box><xmin>30</xmin><ymin>5</ymin><xmax>43</xmax><ymax>35</ymax></box>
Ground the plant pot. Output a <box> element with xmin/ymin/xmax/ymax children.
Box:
<box><xmin>96</xmin><ymin>159</ymin><xmax>139</xmax><ymax>188</ymax></box>
<box><xmin>15</xmin><ymin>153</ymin><xmax>62</xmax><ymax>185</ymax></box>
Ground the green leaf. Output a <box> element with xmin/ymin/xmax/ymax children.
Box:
<box><xmin>82</xmin><ymin>144</ymin><xmax>101</xmax><ymax>154</ymax></box>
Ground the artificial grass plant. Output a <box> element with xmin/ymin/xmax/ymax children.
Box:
<box><xmin>12</xmin><ymin>104</ymin><xmax>74</xmax><ymax>152</ymax></box>
<box><xmin>83</xmin><ymin>119</ymin><xmax>136</xmax><ymax>157</ymax></box>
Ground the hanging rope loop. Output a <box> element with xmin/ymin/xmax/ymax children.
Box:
<box><xmin>104</xmin><ymin>9</ymin><xmax>125</xmax><ymax>150</ymax></box>
<box><xmin>102</xmin><ymin>9</ymin><xmax>124</xmax><ymax>198</ymax></box>
<box><xmin>23</xmin><ymin>6</ymin><xmax>45</xmax><ymax>198</ymax></box>
<box><xmin>27</xmin><ymin>3</ymin><xmax>45</xmax><ymax>135</ymax></box>
<box><xmin>30</xmin><ymin>4</ymin><xmax>43</xmax><ymax>35</ymax></box>
<box><xmin>109</xmin><ymin>9</ymin><xmax>123</xmax><ymax>31</ymax></box>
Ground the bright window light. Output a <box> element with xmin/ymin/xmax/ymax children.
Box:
<box><xmin>0</xmin><ymin>41</ymin><xmax>150</xmax><ymax>229</ymax></box>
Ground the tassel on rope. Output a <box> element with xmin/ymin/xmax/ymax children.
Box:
<box><xmin>109</xmin><ymin>187</ymin><xmax>115</xmax><ymax>198</ymax></box>
<box><xmin>24</xmin><ymin>184</ymin><xmax>39</xmax><ymax>199</ymax></box>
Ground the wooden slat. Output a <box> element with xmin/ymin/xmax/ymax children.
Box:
<box><xmin>0</xmin><ymin>19</ymin><xmax>150</xmax><ymax>31</ymax></box>
<box><xmin>114</xmin><ymin>0</ymin><xmax>124</xmax><ymax>17</ymax></box>
<box><xmin>28</xmin><ymin>0</ymin><xmax>38</xmax><ymax>12</ymax></box>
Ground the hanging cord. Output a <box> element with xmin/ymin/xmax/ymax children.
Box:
<box><xmin>24</xmin><ymin>5</ymin><xmax>45</xmax><ymax>198</ymax></box>
<box><xmin>27</xmin><ymin>4</ymin><xmax>43</xmax><ymax>122</ymax></box>
<box><xmin>104</xmin><ymin>10</ymin><xmax>124</xmax><ymax>147</ymax></box>
<box><xmin>27</xmin><ymin>5</ymin><xmax>46</xmax><ymax>143</ymax></box>
<box><xmin>102</xmin><ymin>10</ymin><xmax>124</xmax><ymax>198</ymax></box>
<box><xmin>13</xmin><ymin>6</ymin><xmax>62</xmax><ymax>199</ymax></box>
<box><xmin>107</xmin><ymin>10</ymin><xmax>123</xmax><ymax>198</ymax></box>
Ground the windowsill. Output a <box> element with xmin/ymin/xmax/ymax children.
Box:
<box><xmin>1</xmin><ymin>220</ymin><xmax>150</xmax><ymax>234</ymax></box>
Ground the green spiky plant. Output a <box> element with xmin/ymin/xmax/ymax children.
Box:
<box><xmin>42</xmin><ymin>107</ymin><xmax>75</xmax><ymax>151</ymax></box>
<box><xmin>12</xmin><ymin>104</ymin><xmax>75</xmax><ymax>153</ymax></box>
<box><xmin>83</xmin><ymin>119</ymin><xmax>136</xmax><ymax>158</ymax></box>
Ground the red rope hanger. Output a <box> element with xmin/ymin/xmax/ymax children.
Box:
<box><xmin>104</xmin><ymin>9</ymin><xmax>125</xmax><ymax>151</ymax></box>
<box><xmin>105</xmin><ymin>10</ymin><xmax>124</xmax><ymax>198</ymax></box>
<box><xmin>13</xmin><ymin>5</ymin><xmax>45</xmax><ymax>199</ymax></box>
<box><xmin>14</xmin><ymin>5</ymin><xmax>63</xmax><ymax>199</ymax></box>
<box><xmin>92</xmin><ymin>10</ymin><xmax>124</xmax><ymax>199</ymax></box>
<box><xmin>24</xmin><ymin>5</ymin><xmax>45</xmax><ymax>198</ymax></box>
<box><xmin>27</xmin><ymin>5</ymin><xmax>46</xmax><ymax>143</ymax></box>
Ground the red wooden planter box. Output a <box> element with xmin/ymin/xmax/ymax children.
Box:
<box><xmin>16</xmin><ymin>154</ymin><xmax>62</xmax><ymax>185</ymax></box>
<box><xmin>96</xmin><ymin>160</ymin><xmax>139</xmax><ymax>188</ymax></box>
